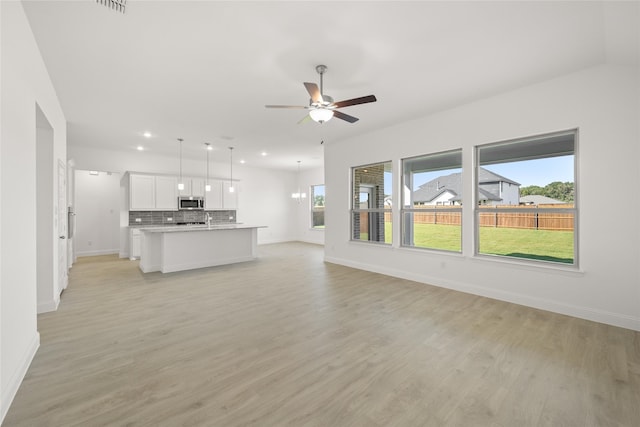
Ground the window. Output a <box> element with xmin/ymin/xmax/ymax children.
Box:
<box><xmin>476</xmin><ymin>130</ymin><xmax>577</xmax><ymax>265</ymax></box>
<box><xmin>311</xmin><ymin>185</ymin><xmax>325</xmax><ymax>229</ymax></box>
<box><xmin>351</xmin><ymin>162</ymin><xmax>392</xmax><ymax>244</ymax></box>
<box><xmin>402</xmin><ymin>150</ymin><xmax>462</xmax><ymax>252</ymax></box>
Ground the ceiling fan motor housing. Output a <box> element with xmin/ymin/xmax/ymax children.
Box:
<box><xmin>310</xmin><ymin>94</ymin><xmax>334</xmax><ymax>108</ymax></box>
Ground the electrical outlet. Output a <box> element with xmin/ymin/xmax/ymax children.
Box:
<box><xmin>135</xmin><ymin>218</ymin><xmax>141</xmax><ymax>222</ymax></box>
<box><xmin>167</xmin><ymin>217</ymin><xmax>173</xmax><ymax>222</ymax></box>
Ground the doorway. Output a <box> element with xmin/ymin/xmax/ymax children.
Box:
<box><xmin>36</xmin><ymin>104</ymin><xmax>64</xmax><ymax>312</ymax></box>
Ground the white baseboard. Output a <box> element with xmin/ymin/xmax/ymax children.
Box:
<box><xmin>1</xmin><ymin>332</ymin><xmax>40</xmax><ymax>424</ymax></box>
<box><xmin>76</xmin><ymin>249</ymin><xmax>119</xmax><ymax>257</ymax></box>
<box><xmin>37</xmin><ymin>295</ymin><xmax>60</xmax><ymax>314</ymax></box>
<box><xmin>324</xmin><ymin>256</ymin><xmax>640</xmax><ymax>332</ymax></box>
<box><xmin>257</xmin><ymin>237</ymin><xmax>296</xmax><ymax>245</ymax></box>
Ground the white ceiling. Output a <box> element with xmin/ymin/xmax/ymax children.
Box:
<box><xmin>21</xmin><ymin>1</ymin><xmax>639</xmax><ymax>171</ymax></box>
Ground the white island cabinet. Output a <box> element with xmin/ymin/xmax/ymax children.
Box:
<box><xmin>139</xmin><ymin>224</ymin><xmax>266</xmax><ymax>273</ymax></box>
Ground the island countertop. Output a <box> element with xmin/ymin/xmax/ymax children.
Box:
<box><xmin>138</xmin><ymin>224</ymin><xmax>267</xmax><ymax>273</ymax></box>
<box><xmin>139</xmin><ymin>224</ymin><xmax>266</xmax><ymax>233</ymax></box>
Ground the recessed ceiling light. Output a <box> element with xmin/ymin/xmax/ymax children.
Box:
<box><xmin>261</xmin><ymin>151</ymin><xmax>267</xmax><ymax>156</ymax></box>
<box><xmin>137</xmin><ymin>146</ymin><xmax>144</xmax><ymax>151</ymax></box>
<box><xmin>240</xmin><ymin>159</ymin><xmax>246</xmax><ymax>164</ymax></box>
<box><xmin>143</xmin><ymin>131</ymin><xmax>152</xmax><ymax>138</ymax></box>
<box><xmin>89</xmin><ymin>170</ymin><xmax>99</xmax><ymax>175</ymax></box>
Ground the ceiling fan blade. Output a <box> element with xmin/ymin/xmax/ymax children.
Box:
<box><xmin>265</xmin><ymin>105</ymin><xmax>307</xmax><ymax>109</ymax></box>
<box><xmin>333</xmin><ymin>110</ymin><xmax>359</xmax><ymax>123</ymax></box>
<box><xmin>303</xmin><ymin>82</ymin><xmax>323</xmax><ymax>103</ymax></box>
<box><xmin>297</xmin><ymin>114</ymin><xmax>312</xmax><ymax>124</ymax></box>
<box><xmin>333</xmin><ymin>95</ymin><xmax>377</xmax><ymax>109</ymax></box>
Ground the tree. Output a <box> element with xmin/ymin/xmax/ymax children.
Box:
<box><xmin>520</xmin><ymin>182</ymin><xmax>574</xmax><ymax>202</ymax></box>
<box><xmin>520</xmin><ymin>185</ymin><xmax>544</xmax><ymax>197</ymax></box>
<box><xmin>314</xmin><ymin>195</ymin><xmax>325</xmax><ymax>207</ymax></box>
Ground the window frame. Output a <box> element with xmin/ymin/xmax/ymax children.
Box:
<box><xmin>350</xmin><ymin>161</ymin><xmax>393</xmax><ymax>245</ymax></box>
<box><xmin>310</xmin><ymin>184</ymin><xmax>325</xmax><ymax>230</ymax></box>
<box><xmin>474</xmin><ymin>129</ymin><xmax>578</xmax><ymax>268</ymax></box>
<box><xmin>401</xmin><ymin>149</ymin><xmax>463</xmax><ymax>253</ymax></box>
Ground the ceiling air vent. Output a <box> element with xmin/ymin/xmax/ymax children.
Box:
<box><xmin>96</xmin><ymin>0</ymin><xmax>126</xmax><ymax>14</ymax></box>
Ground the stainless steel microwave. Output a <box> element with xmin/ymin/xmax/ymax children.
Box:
<box><xmin>178</xmin><ymin>196</ymin><xmax>204</xmax><ymax>210</ymax></box>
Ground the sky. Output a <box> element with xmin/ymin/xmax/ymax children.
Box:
<box><xmin>382</xmin><ymin>155</ymin><xmax>574</xmax><ymax>193</ymax></box>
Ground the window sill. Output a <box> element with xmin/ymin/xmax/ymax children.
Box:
<box><xmin>349</xmin><ymin>239</ymin><xmax>392</xmax><ymax>247</ymax></box>
<box><xmin>469</xmin><ymin>253</ymin><xmax>584</xmax><ymax>276</ymax></box>
<box><xmin>397</xmin><ymin>245</ymin><xmax>464</xmax><ymax>258</ymax></box>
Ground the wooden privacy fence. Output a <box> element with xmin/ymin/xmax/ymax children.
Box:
<box><xmin>477</xmin><ymin>204</ymin><xmax>574</xmax><ymax>231</ymax></box>
<box><xmin>382</xmin><ymin>204</ymin><xmax>574</xmax><ymax>232</ymax></box>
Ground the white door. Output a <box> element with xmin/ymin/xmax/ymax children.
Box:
<box><xmin>58</xmin><ymin>160</ymin><xmax>68</xmax><ymax>292</ymax></box>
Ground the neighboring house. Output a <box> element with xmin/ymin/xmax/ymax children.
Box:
<box><xmin>411</xmin><ymin>167</ymin><xmax>520</xmax><ymax>206</ymax></box>
<box><xmin>520</xmin><ymin>195</ymin><xmax>565</xmax><ymax>205</ymax></box>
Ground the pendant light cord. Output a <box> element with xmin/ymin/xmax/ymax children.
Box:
<box><xmin>178</xmin><ymin>138</ymin><xmax>183</xmax><ymax>184</ymax></box>
<box><xmin>229</xmin><ymin>147</ymin><xmax>234</xmax><ymax>191</ymax></box>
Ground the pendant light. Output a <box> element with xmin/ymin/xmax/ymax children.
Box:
<box><xmin>177</xmin><ymin>138</ymin><xmax>184</xmax><ymax>191</ymax></box>
<box><xmin>291</xmin><ymin>160</ymin><xmax>307</xmax><ymax>202</ymax></box>
<box><xmin>228</xmin><ymin>147</ymin><xmax>235</xmax><ymax>193</ymax></box>
<box><xmin>204</xmin><ymin>143</ymin><xmax>212</xmax><ymax>192</ymax></box>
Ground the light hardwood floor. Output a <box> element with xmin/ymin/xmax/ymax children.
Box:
<box><xmin>4</xmin><ymin>242</ymin><xmax>640</xmax><ymax>426</ymax></box>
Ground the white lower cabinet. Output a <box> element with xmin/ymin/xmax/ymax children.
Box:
<box><xmin>130</xmin><ymin>228</ymin><xmax>141</xmax><ymax>260</ymax></box>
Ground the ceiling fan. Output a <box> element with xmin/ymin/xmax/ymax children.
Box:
<box><xmin>265</xmin><ymin>65</ymin><xmax>377</xmax><ymax>124</ymax></box>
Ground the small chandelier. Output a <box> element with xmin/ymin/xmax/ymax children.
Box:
<box><xmin>96</xmin><ymin>0</ymin><xmax>127</xmax><ymax>13</ymax></box>
<box><xmin>291</xmin><ymin>160</ymin><xmax>307</xmax><ymax>202</ymax></box>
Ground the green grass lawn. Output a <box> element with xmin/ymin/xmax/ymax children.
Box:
<box><xmin>375</xmin><ymin>223</ymin><xmax>573</xmax><ymax>264</ymax></box>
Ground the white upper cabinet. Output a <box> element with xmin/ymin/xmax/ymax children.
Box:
<box><xmin>205</xmin><ymin>180</ymin><xmax>223</xmax><ymax>209</ymax></box>
<box><xmin>155</xmin><ymin>176</ymin><xmax>178</xmax><ymax>210</ymax></box>
<box><xmin>130</xmin><ymin>174</ymin><xmax>177</xmax><ymax>211</ymax></box>
<box><xmin>177</xmin><ymin>178</ymin><xmax>191</xmax><ymax>197</ymax></box>
<box><xmin>178</xmin><ymin>177</ymin><xmax>205</xmax><ymax>197</ymax></box>
<box><xmin>191</xmin><ymin>178</ymin><xmax>205</xmax><ymax>197</ymax></box>
<box><xmin>128</xmin><ymin>173</ymin><xmax>235</xmax><ymax>211</ymax></box>
<box><xmin>223</xmin><ymin>181</ymin><xmax>238</xmax><ymax>210</ymax></box>
<box><xmin>130</xmin><ymin>174</ymin><xmax>156</xmax><ymax>210</ymax></box>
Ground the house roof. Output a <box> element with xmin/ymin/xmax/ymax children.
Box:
<box><xmin>478</xmin><ymin>168</ymin><xmax>520</xmax><ymax>186</ymax></box>
<box><xmin>520</xmin><ymin>195</ymin><xmax>565</xmax><ymax>205</ymax></box>
<box><xmin>412</xmin><ymin>167</ymin><xmax>514</xmax><ymax>203</ymax></box>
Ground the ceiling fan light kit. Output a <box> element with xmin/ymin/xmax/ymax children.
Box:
<box><xmin>309</xmin><ymin>108</ymin><xmax>333</xmax><ymax>123</ymax></box>
<box><xmin>266</xmin><ymin>64</ymin><xmax>377</xmax><ymax>124</ymax></box>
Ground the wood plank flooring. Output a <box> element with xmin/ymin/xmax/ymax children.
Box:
<box><xmin>4</xmin><ymin>242</ymin><xmax>640</xmax><ymax>426</ymax></box>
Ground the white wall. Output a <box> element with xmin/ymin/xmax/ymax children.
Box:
<box><xmin>75</xmin><ymin>170</ymin><xmax>121</xmax><ymax>257</ymax></box>
<box><xmin>0</xmin><ymin>2</ymin><xmax>67</xmax><ymax>422</ymax></box>
<box><xmin>68</xmin><ymin>146</ymin><xmax>299</xmax><ymax>245</ymax></box>
<box><xmin>325</xmin><ymin>64</ymin><xmax>640</xmax><ymax>331</ymax></box>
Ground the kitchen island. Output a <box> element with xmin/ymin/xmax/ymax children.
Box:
<box><xmin>138</xmin><ymin>224</ymin><xmax>266</xmax><ymax>273</ymax></box>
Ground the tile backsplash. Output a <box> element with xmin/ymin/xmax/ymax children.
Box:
<box><xmin>129</xmin><ymin>210</ymin><xmax>236</xmax><ymax>226</ymax></box>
